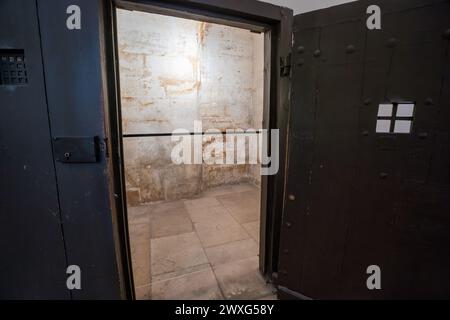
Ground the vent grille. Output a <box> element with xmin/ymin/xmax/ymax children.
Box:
<box><xmin>0</xmin><ymin>49</ymin><xmax>28</xmax><ymax>86</ymax></box>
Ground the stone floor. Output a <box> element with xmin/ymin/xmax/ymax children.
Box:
<box><xmin>127</xmin><ymin>183</ymin><xmax>277</xmax><ymax>300</ymax></box>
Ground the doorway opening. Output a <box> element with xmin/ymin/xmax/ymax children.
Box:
<box><xmin>115</xmin><ymin>7</ymin><xmax>276</xmax><ymax>300</ymax></box>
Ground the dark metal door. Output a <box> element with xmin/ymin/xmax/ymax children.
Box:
<box><xmin>278</xmin><ymin>0</ymin><xmax>450</xmax><ymax>299</ymax></box>
<box><xmin>0</xmin><ymin>0</ymin><xmax>69</xmax><ymax>299</ymax></box>
<box><xmin>0</xmin><ymin>0</ymin><xmax>123</xmax><ymax>299</ymax></box>
<box><xmin>36</xmin><ymin>0</ymin><xmax>122</xmax><ymax>299</ymax></box>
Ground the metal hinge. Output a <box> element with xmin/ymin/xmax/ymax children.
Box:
<box><xmin>103</xmin><ymin>137</ymin><xmax>110</xmax><ymax>158</ymax></box>
<box><xmin>280</xmin><ymin>53</ymin><xmax>291</xmax><ymax>77</ymax></box>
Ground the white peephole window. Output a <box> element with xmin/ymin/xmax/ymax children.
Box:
<box><xmin>376</xmin><ymin>102</ymin><xmax>415</xmax><ymax>134</ymax></box>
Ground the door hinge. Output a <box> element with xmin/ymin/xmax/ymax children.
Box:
<box><xmin>280</xmin><ymin>53</ymin><xmax>291</xmax><ymax>77</ymax></box>
<box><xmin>103</xmin><ymin>137</ymin><xmax>110</xmax><ymax>158</ymax></box>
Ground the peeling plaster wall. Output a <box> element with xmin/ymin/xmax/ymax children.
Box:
<box><xmin>117</xmin><ymin>10</ymin><xmax>264</xmax><ymax>205</ymax></box>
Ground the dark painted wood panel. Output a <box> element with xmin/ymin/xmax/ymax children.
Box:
<box><xmin>277</xmin><ymin>26</ymin><xmax>321</xmax><ymax>292</ymax></box>
<box><xmin>280</xmin><ymin>0</ymin><xmax>450</xmax><ymax>299</ymax></box>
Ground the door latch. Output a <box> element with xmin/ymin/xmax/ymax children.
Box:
<box><xmin>53</xmin><ymin>136</ymin><xmax>99</xmax><ymax>163</ymax></box>
<box><xmin>280</xmin><ymin>53</ymin><xmax>291</xmax><ymax>77</ymax></box>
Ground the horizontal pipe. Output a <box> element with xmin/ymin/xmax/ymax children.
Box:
<box><xmin>123</xmin><ymin>131</ymin><xmax>261</xmax><ymax>138</ymax></box>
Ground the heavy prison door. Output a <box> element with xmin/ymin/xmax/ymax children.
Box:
<box><xmin>0</xmin><ymin>0</ymin><xmax>69</xmax><ymax>299</ymax></box>
<box><xmin>0</xmin><ymin>0</ymin><xmax>123</xmax><ymax>299</ymax></box>
<box><xmin>278</xmin><ymin>0</ymin><xmax>450</xmax><ymax>299</ymax></box>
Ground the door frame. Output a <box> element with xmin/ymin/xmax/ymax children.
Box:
<box><xmin>101</xmin><ymin>0</ymin><xmax>293</xmax><ymax>299</ymax></box>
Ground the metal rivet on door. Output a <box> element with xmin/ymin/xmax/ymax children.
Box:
<box><xmin>346</xmin><ymin>45</ymin><xmax>355</xmax><ymax>54</ymax></box>
<box><xmin>424</xmin><ymin>98</ymin><xmax>433</xmax><ymax>106</ymax></box>
<box><xmin>387</xmin><ymin>37</ymin><xmax>398</xmax><ymax>48</ymax></box>
<box><xmin>443</xmin><ymin>29</ymin><xmax>450</xmax><ymax>39</ymax></box>
<box><xmin>380</xmin><ymin>172</ymin><xmax>388</xmax><ymax>179</ymax></box>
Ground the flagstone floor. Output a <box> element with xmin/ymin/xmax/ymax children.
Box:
<box><xmin>127</xmin><ymin>183</ymin><xmax>277</xmax><ymax>300</ymax></box>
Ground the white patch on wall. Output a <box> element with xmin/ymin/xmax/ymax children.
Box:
<box><xmin>376</xmin><ymin>103</ymin><xmax>415</xmax><ymax>134</ymax></box>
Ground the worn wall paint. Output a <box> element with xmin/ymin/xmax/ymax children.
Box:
<box><xmin>117</xmin><ymin>10</ymin><xmax>264</xmax><ymax>205</ymax></box>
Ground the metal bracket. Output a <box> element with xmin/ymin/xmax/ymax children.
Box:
<box><xmin>53</xmin><ymin>137</ymin><xmax>99</xmax><ymax>163</ymax></box>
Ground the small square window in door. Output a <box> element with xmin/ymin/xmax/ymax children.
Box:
<box><xmin>0</xmin><ymin>49</ymin><xmax>28</xmax><ymax>85</ymax></box>
<box><xmin>376</xmin><ymin>103</ymin><xmax>415</xmax><ymax>134</ymax></box>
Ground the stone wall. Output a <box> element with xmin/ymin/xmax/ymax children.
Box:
<box><xmin>117</xmin><ymin>9</ymin><xmax>264</xmax><ymax>205</ymax></box>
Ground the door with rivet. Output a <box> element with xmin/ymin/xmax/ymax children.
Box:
<box><xmin>278</xmin><ymin>0</ymin><xmax>450</xmax><ymax>299</ymax></box>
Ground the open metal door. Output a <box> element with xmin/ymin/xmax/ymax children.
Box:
<box><xmin>278</xmin><ymin>0</ymin><xmax>450</xmax><ymax>299</ymax></box>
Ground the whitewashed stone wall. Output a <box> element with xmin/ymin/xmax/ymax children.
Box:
<box><xmin>117</xmin><ymin>9</ymin><xmax>264</xmax><ymax>204</ymax></box>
